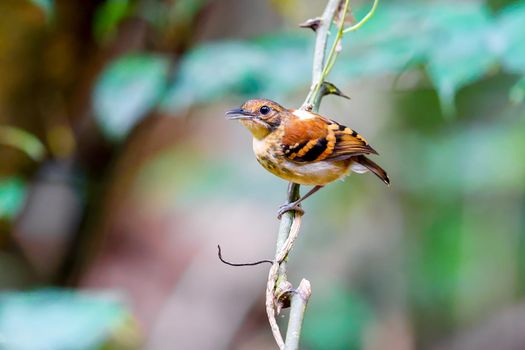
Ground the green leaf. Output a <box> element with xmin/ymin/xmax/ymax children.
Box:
<box><xmin>94</xmin><ymin>54</ymin><xmax>170</xmax><ymax>141</ymax></box>
<box><xmin>252</xmin><ymin>34</ymin><xmax>311</xmax><ymax>97</ymax></box>
<box><xmin>496</xmin><ymin>1</ymin><xmax>525</xmax><ymax>74</ymax></box>
<box><xmin>0</xmin><ymin>289</ymin><xmax>133</xmax><ymax>350</ymax></box>
<box><xmin>161</xmin><ymin>41</ymin><xmax>266</xmax><ymax>112</ymax></box>
<box><xmin>510</xmin><ymin>76</ymin><xmax>525</xmax><ymax>104</ymax></box>
<box><xmin>337</xmin><ymin>4</ymin><xmax>428</xmax><ymax>78</ymax></box>
<box><xmin>0</xmin><ymin>126</ymin><xmax>46</xmax><ymax>161</ymax></box>
<box><xmin>425</xmin><ymin>4</ymin><xmax>496</xmax><ymax>116</ymax></box>
<box><xmin>0</xmin><ymin>178</ymin><xmax>27</xmax><ymax>221</ymax></box>
<box><xmin>160</xmin><ymin>36</ymin><xmax>311</xmax><ymax>113</ymax></box>
<box><xmin>93</xmin><ymin>0</ymin><xmax>132</xmax><ymax>42</ymax></box>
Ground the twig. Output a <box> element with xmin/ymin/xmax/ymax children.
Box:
<box><xmin>302</xmin><ymin>0</ymin><xmax>342</xmax><ymax>111</ymax></box>
<box><xmin>344</xmin><ymin>0</ymin><xmax>379</xmax><ymax>33</ymax></box>
<box><xmin>266</xmin><ymin>183</ymin><xmax>302</xmax><ymax>349</ymax></box>
<box><xmin>217</xmin><ymin>245</ymin><xmax>273</xmax><ymax>267</ymax></box>
<box><xmin>310</xmin><ymin>0</ymin><xmax>342</xmax><ymax>94</ymax></box>
<box><xmin>284</xmin><ymin>279</ymin><xmax>312</xmax><ymax>350</ymax></box>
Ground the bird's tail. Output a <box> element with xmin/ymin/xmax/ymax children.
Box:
<box><xmin>354</xmin><ymin>155</ymin><xmax>390</xmax><ymax>186</ymax></box>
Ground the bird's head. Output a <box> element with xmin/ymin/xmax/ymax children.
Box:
<box><xmin>226</xmin><ymin>99</ymin><xmax>286</xmax><ymax>140</ymax></box>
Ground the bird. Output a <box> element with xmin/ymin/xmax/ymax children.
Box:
<box><xmin>226</xmin><ymin>98</ymin><xmax>389</xmax><ymax>218</ymax></box>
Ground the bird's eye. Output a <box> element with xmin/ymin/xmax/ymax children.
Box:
<box><xmin>259</xmin><ymin>106</ymin><xmax>271</xmax><ymax>115</ymax></box>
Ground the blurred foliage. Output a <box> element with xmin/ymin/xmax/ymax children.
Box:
<box><xmin>510</xmin><ymin>76</ymin><xmax>525</xmax><ymax>103</ymax></box>
<box><xmin>94</xmin><ymin>54</ymin><xmax>170</xmax><ymax>140</ymax></box>
<box><xmin>391</xmin><ymin>74</ymin><xmax>525</xmax><ymax>344</ymax></box>
<box><xmin>0</xmin><ymin>178</ymin><xmax>27</xmax><ymax>221</ymax></box>
<box><xmin>93</xmin><ymin>0</ymin><xmax>132</xmax><ymax>42</ymax></box>
<box><xmin>1</xmin><ymin>0</ymin><xmax>525</xmax><ymax>349</ymax></box>
<box><xmin>29</xmin><ymin>0</ymin><xmax>53</xmax><ymax>18</ymax></box>
<box><xmin>134</xmin><ymin>146</ymin><xmax>287</xmax><ymax>208</ymax></box>
<box><xmin>497</xmin><ymin>2</ymin><xmax>525</xmax><ymax>73</ymax></box>
<box><xmin>407</xmin><ymin>206</ymin><xmax>463</xmax><ymax>330</ymax></box>
<box><xmin>161</xmin><ymin>0</ymin><xmax>211</xmax><ymax>27</ymax></box>
<box><xmin>0</xmin><ymin>289</ymin><xmax>139</xmax><ymax>350</ymax></box>
<box><xmin>302</xmin><ymin>287</ymin><xmax>373</xmax><ymax>350</ymax></box>
<box><xmin>400</xmin><ymin>117</ymin><xmax>525</xmax><ymax>194</ymax></box>
<box><xmin>94</xmin><ymin>1</ymin><xmax>525</xmax><ymax>140</ymax></box>
<box><xmin>0</xmin><ymin>126</ymin><xmax>46</xmax><ymax>162</ymax></box>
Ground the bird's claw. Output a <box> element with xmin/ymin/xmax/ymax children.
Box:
<box><xmin>277</xmin><ymin>202</ymin><xmax>304</xmax><ymax>220</ymax></box>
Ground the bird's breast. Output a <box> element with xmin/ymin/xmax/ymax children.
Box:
<box><xmin>252</xmin><ymin>137</ymin><xmax>351</xmax><ymax>186</ymax></box>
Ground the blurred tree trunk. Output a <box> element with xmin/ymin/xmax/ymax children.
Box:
<box><xmin>7</xmin><ymin>0</ymin><xmax>210</xmax><ymax>284</ymax></box>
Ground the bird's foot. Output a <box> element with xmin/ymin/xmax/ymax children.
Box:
<box><xmin>277</xmin><ymin>201</ymin><xmax>304</xmax><ymax>220</ymax></box>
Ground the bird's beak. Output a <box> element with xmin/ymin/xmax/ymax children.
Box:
<box><xmin>225</xmin><ymin>108</ymin><xmax>255</xmax><ymax>120</ymax></box>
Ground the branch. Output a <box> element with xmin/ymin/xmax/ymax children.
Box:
<box><xmin>310</xmin><ymin>0</ymin><xmax>342</xmax><ymax>95</ymax></box>
<box><xmin>302</xmin><ymin>0</ymin><xmax>342</xmax><ymax>112</ymax></box>
<box><xmin>265</xmin><ymin>0</ymin><xmax>379</xmax><ymax>348</ymax></box>
<box><xmin>284</xmin><ymin>279</ymin><xmax>312</xmax><ymax>350</ymax></box>
<box><xmin>265</xmin><ymin>1</ymin><xmax>346</xmax><ymax>349</ymax></box>
<box><xmin>266</xmin><ymin>183</ymin><xmax>302</xmax><ymax>349</ymax></box>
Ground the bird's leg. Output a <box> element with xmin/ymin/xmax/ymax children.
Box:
<box><xmin>277</xmin><ymin>185</ymin><xmax>324</xmax><ymax>219</ymax></box>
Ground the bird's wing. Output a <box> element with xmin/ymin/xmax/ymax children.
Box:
<box><xmin>328</xmin><ymin>121</ymin><xmax>378</xmax><ymax>161</ymax></box>
<box><xmin>281</xmin><ymin>112</ymin><xmax>377</xmax><ymax>163</ymax></box>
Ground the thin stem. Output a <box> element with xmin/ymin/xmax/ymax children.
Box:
<box><xmin>303</xmin><ymin>0</ymin><xmax>379</xmax><ymax>111</ymax></box>
<box><xmin>277</xmin><ymin>183</ymin><xmax>301</xmax><ymax>275</ymax></box>
<box><xmin>311</xmin><ymin>0</ymin><xmax>342</xmax><ymax>86</ymax></box>
<box><xmin>302</xmin><ymin>0</ymin><xmax>342</xmax><ymax>111</ymax></box>
<box><xmin>266</xmin><ymin>261</ymin><xmax>286</xmax><ymax>349</ymax></box>
<box><xmin>266</xmin><ymin>219</ymin><xmax>302</xmax><ymax>349</ymax></box>
<box><xmin>266</xmin><ymin>183</ymin><xmax>301</xmax><ymax>349</ymax></box>
<box><xmin>343</xmin><ymin>0</ymin><xmax>379</xmax><ymax>33</ymax></box>
<box><xmin>319</xmin><ymin>0</ymin><xmax>350</xmax><ymax>85</ymax></box>
<box><xmin>0</xmin><ymin>125</ymin><xmax>46</xmax><ymax>161</ymax></box>
<box><xmin>277</xmin><ymin>183</ymin><xmax>301</xmax><ymax>250</ymax></box>
<box><xmin>284</xmin><ymin>279</ymin><xmax>312</xmax><ymax>350</ymax></box>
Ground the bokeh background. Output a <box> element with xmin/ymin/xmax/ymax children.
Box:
<box><xmin>1</xmin><ymin>0</ymin><xmax>525</xmax><ymax>349</ymax></box>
